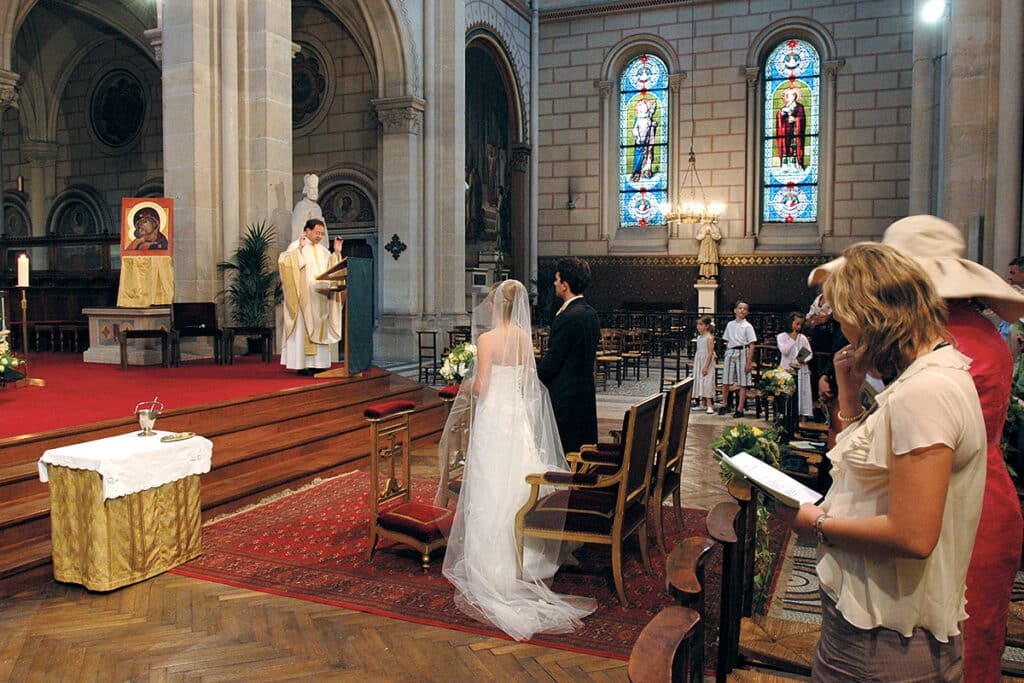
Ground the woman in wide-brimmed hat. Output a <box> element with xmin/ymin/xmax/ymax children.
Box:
<box><xmin>810</xmin><ymin>215</ymin><xmax>1024</xmax><ymax>683</ymax></box>
<box><xmin>787</xmin><ymin>241</ymin><xmax>987</xmax><ymax>682</ymax></box>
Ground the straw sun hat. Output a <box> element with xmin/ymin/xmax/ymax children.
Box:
<box><xmin>808</xmin><ymin>214</ymin><xmax>1024</xmax><ymax>323</ymax></box>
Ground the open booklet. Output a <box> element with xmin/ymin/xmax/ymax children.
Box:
<box><xmin>715</xmin><ymin>449</ymin><xmax>824</xmax><ymax>508</ymax></box>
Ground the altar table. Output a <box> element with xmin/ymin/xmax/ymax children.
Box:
<box><xmin>38</xmin><ymin>431</ymin><xmax>213</xmax><ymax>591</ymax></box>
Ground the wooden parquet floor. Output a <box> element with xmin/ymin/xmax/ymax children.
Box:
<box><xmin>0</xmin><ymin>573</ymin><xmax>628</xmax><ymax>682</ymax></box>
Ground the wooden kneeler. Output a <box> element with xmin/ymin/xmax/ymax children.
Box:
<box><xmin>365</xmin><ymin>400</ymin><xmax>452</xmax><ymax>571</ymax></box>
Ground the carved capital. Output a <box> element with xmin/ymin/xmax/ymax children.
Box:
<box><xmin>742</xmin><ymin>66</ymin><xmax>760</xmax><ymax>89</ymax></box>
<box><xmin>371</xmin><ymin>96</ymin><xmax>426</xmax><ymax>135</ymax></box>
<box><xmin>0</xmin><ymin>69</ymin><xmax>21</xmax><ymax>111</ymax></box>
<box><xmin>144</xmin><ymin>28</ymin><xmax>163</xmax><ymax>64</ymax></box>
<box><xmin>822</xmin><ymin>58</ymin><xmax>846</xmax><ymax>81</ymax></box>
<box><xmin>510</xmin><ymin>143</ymin><xmax>531</xmax><ymax>173</ymax></box>
<box><xmin>594</xmin><ymin>80</ymin><xmax>613</xmax><ymax>100</ymax></box>
<box><xmin>22</xmin><ymin>141</ymin><xmax>58</xmax><ymax>165</ymax></box>
<box><xmin>669</xmin><ymin>72</ymin><xmax>686</xmax><ymax>93</ymax></box>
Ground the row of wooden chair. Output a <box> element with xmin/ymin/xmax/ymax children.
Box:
<box><xmin>515</xmin><ymin>378</ymin><xmax>695</xmax><ymax>607</ymax></box>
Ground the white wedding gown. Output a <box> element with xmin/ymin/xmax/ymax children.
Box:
<box><xmin>442</xmin><ymin>364</ymin><xmax>597</xmax><ymax>641</ymax></box>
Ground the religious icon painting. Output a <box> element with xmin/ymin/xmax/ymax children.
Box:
<box><xmin>619</xmin><ymin>53</ymin><xmax>669</xmax><ymax>228</ymax></box>
<box><xmin>762</xmin><ymin>38</ymin><xmax>820</xmax><ymax>223</ymax></box>
<box><xmin>121</xmin><ymin>197</ymin><xmax>173</xmax><ymax>257</ymax></box>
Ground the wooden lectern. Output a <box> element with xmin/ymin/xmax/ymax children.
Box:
<box><xmin>313</xmin><ymin>257</ymin><xmax>351</xmax><ymax>378</ymax></box>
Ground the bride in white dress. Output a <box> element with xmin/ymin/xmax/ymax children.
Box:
<box><xmin>438</xmin><ymin>279</ymin><xmax>597</xmax><ymax>641</ymax></box>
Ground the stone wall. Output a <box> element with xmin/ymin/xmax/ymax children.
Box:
<box><xmin>54</xmin><ymin>40</ymin><xmax>163</xmax><ymax>231</ymax></box>
<box><xmin>536</xmin><ymin>0</ymin><xmax>913</xmax><ymax>258</ymax></box>
<box><xmin>292</xmin><ymin>5</ymin><xmax>377</xmax><ymax>199</ymax></box>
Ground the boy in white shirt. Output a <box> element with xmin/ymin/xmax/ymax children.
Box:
<box><xmin>720</xmin><ymin>300</ymin><xmax>757</xmax><ymax>417</ymax></box>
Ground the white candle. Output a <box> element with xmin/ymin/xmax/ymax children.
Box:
<box><xmin>17</xmin><ymin>254</ymin><xmax>28</xmax><ymax>288</ymax></box>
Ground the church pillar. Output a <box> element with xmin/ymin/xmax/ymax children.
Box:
<box><xmin>510</xmin><ymin>143</ymin><xmax>530</xmax><ymax>282</ymax></box>
<box><xmin>238</xmin><ymin>1</ymin><xmax>292</xmax><ymax>245</ymax></box>
<box><xmin>161</xmin><ymin>1</ymin><xmax>221</xmax><ymax>302</ymax></box>
<box><xmin>908</xmin><ymin>0</ymin><xmax>940</xmax><ymax>215</ymax></box>
<box><xmin>372</xmin><ymin>96</ymin><xmax>425</xmax><ymax>360</ymax></box>
<box><xmin>0</xmin><ymin>69</ymin><xmax>20</xmax><ymax>238</ymax></box>
<box><xmin>993</xmin><ymin>0</ymin><xmax>1023</xmax><ymax>263</ymax></box>
<box><xmin>942</xmin><ymin>0</ymin><xmax>1000</xmax><ymax>265</ymax></box>
<box><xmin>22</xmin><ymin>141</ymin><xmax>57</xmax><ymax>236</ymax></box>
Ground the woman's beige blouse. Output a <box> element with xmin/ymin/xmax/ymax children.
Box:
<box><xmin>817</xmin><ymin>346</ymin><xmax>986</xmax><ymax>641</ymax></box>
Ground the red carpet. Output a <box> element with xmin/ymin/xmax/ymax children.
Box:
<box><xmin>0</xmin><ymin>354</ymin><xmax>365</xmax><ymax>438</ymax></box>
<box><xmin>171</xmin><ymin>471</ymin><xmax>790</xmax><ymax>660</ymax></box>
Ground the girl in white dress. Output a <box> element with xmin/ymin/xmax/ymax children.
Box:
<box><xmin>438</xmin><ymin>280</ymin><xmax>596</xmax><ymax>641</ymax></box>
<box><xmin>692</xmin><ymin>316</ymin><xmax>717</xmax><ymax>413</ymax></box>
<box><xmin>776</xmin><ymin>312</ymin><xmax>813</xmax><ymax>419</ymax></box>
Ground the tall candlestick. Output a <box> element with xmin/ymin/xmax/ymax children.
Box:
<box><xmin>0</xmin><ymin>290</ymin><xmax>6</xmax><ymax>330</ymax></box>
<box><xmin>17</xmin><ymin>254</ymin><xmax>29</xmax><ymax>288</ymax></box>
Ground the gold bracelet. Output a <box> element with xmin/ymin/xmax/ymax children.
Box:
<box><xmin>836</xmin><ymin>407</ymin><xmax>866</xmax><ymax>423</ymax></box>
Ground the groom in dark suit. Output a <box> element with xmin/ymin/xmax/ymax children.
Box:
<box><xmin>538</xmin><ymin>257</ymin><xmax>601</xmax><ymax>454</ymax></box>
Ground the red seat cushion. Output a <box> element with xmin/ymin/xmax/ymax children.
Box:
<box><xmin>378</xmin><ymin>502</ymin><xmax>453</xmax><ymax>542</ymax></box>
<box><xmin>438</xmin><ymin>384</ymin><xmax>460</xmax><ymax>400</ymax></box>
<box><xmin>364</xmin><ymin>400</ymin><xmax>416</xmax><ymax>420</ymax></box>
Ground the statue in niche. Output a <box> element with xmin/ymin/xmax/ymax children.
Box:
<box><xmin>291</xmin><ymin>173</ymin><xmax>325</xmax><ymax>240</ymax></box>
<box><xmin>696</xmin><ymin>222</ymin><xmax>722</xmax><ymax>280</ymax></box>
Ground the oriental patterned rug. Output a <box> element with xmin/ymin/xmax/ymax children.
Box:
<box><xmin>172</xmin><ymin>471</ymin><xmax>789</xmax><ymax>660</ymax></box>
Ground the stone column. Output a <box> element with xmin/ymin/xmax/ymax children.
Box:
<box><xmin>0</xmin><ymin>69</ymin><xmax>20</xmax><ymax>237</ymax></box>
<box><xmin>372</xmin><ymin>95</ymin><xmax>425</xmax><ymax>360</ymax></box>
<box><xmin>595</xmin><ymin>79</ymin><xmax>614</xmax><ymax>240</ymax></box>
<box><xmin>161</xmin><ymin>1</ymin><xmax>220</xmax><ymax>302</ymax></box>
<box><xmin>908</xmin><ymin>0</ymin><xmax>940</xmax><ymax>215</ymax></box>
<box><xmin>667</xmin><ymin>73</ymin><xmax>685</xmax><ymax>241</ymax></box>
<box><xmin>21</xmin><ymin>141</ymin><xmax>58</xmax><ymax>237</ymax></box>
<box><xmin>993</xmin><ymin>0</ymin><xmax>1022</xmax><ymax>263</ymax></box>
<box><xmin>239</xmin><ymin>1</ymin><xmax>292</xmax><ymax>242</ymax></box>
<box><xmin>742</xmin><ymin>66</ymin><xmax>759</xmax><ymax>238</ymax></box>
<box><xmin>942</xmin><ymin>0</ymin><xmax>1000</xmax><ymax>262</ymax></box>
<box><xmin>510</xmin><ymin>143</ymin><xmax>530</xmax><ymax>282</ymax></box>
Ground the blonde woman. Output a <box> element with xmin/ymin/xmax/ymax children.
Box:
<box><xmin>783</xmin><ymin>243</ymin><xmax>985</xmax><ymax>682</ymax></box>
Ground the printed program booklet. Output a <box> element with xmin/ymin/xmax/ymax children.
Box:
<box><xmin>715</xmin><ymin>449</ymin><xmax>824</xmax><ymax>508</ymax></box>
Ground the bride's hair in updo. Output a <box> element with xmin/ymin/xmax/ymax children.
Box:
<box><xmin>492</xmin><ymin>279</ymin><xmax>527</xmax><ymax>324</ymax></box>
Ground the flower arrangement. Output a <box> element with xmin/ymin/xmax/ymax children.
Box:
<box><xmin>757</xmin><ymin>366</ymin><xmax>796</xmax><ymax>397</ymax></box>
<box><xmin>0</xmin><ymin>330</ymin><xmax>26</xmax><ymax>384</ymax></box>
<box><xmin>710</xmin><ymin>422</ymin><xmax>783</xmax><ymax>614</ymax></box>
<box><xmin>440</xmin><ymin>341</ymin><xmax>476</xmax><ymax>384</ymax></box>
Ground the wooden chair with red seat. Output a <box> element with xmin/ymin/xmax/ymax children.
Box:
<box><xmin>365</xmin><ymin>400</ymin><xmax>453</xmax><ymax>571</ymax></box>
<box><xmin>436</xmin><ymin>383</ymin><xmax>467</xmax><ymax>507</ymax></box>
<box><xmin>514</xmin><ymin>392</ymin><xmax>662</xmax><ymax>607</ymax></box>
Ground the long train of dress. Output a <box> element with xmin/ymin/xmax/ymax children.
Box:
<box><xmin>442</xmin><ymin>365</ymin><xmax>596</xmax><ymax>641</ymax></box>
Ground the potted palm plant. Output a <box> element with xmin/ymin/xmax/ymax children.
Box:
<box><xmin>218</xmin><ymin>221</ymin><xmax>282</xmax><ymax>355</ymax></box>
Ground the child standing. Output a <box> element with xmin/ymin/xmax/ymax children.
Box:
<box><xmin>776</xmin><ymin>312</ymin><xmax>813</xmax><ymax>419</ymax></box>
<box><xmin>692</xmin><ymin>316</ymin><xmax>717</xmax><ymax>413</ymax></box>
<box><xmin>720</xmin><ymin>300</ymin><xmax>757</xmax><ymax>417</ymax></box>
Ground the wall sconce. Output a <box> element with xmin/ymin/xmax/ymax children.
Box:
<box><xmin>566</xmin><ymin>177</ymin><xmax>577</xmax><ymax>210</ymax></box>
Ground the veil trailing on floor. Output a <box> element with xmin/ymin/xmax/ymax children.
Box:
<box><xmin>436</xmin><ymin>280</ymin><xmax>596</xmax><ymax>641</ymax></box>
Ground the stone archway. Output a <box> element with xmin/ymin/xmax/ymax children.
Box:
<box><xmin>465</xmin><ymin>33</ymin><xmax>527</xmax><ymax>283</ymax></box>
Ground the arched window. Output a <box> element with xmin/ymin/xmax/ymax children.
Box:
<box><xmin>761</xmin><ymin>38</ymin><xmax>820</xmax><ymax>224</ymax></box>
<box><xmin>619</xmin><ymin>54</ymin><xmax>669</xmax><ymax>229</ymax></box>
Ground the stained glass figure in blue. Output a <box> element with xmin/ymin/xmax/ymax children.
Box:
<box><xmin>619</xmin><ymin>54</ymin><xmax>668</xmax><ymax>228</ymax></box>
<box><xmin>762</xmin><ymin>38</ymin><xmax>819</xmax><ymax>223</ymax></box>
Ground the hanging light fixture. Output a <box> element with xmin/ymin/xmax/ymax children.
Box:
<box><xmin>663</xmin><ymin>2</ymin><xmax>724</xmax><ymax>230</ymax></box>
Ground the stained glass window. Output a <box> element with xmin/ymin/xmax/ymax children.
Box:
<box><xmin>619</xmin><ymin>54</ymin><xmax>668</xmax><ymax>228</ymax></box>
<box><xmin>762</xmin><ymin>38</ymin><xmax>820</xmax><ymax>223</ymax></box>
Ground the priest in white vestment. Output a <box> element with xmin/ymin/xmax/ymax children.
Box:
<box><xmin>279</xmin><ymin>219</ymin><xmax>344</xmax><ymax>374</ymax></box>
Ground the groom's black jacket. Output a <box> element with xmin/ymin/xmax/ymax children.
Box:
<box><xmin>538</xmin><ymin>298</ymin><xmax>600</xmax><ymax>454</ymax></box>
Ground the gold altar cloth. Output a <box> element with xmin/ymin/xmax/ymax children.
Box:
<box><xmin>46</xmin><ymin>465</ymin><xmax>202</xmax><ymax>591</ymax></box>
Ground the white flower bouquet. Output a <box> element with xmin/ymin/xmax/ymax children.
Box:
<box><xmin>440</xmin><ymin>341</ymin><xmax>476</xmax><ymax>384</ymax></box>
